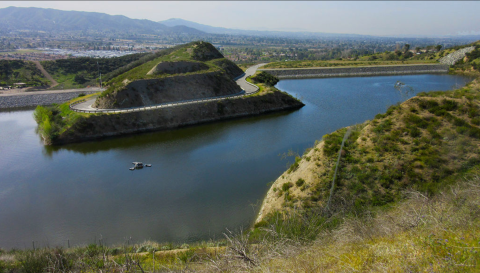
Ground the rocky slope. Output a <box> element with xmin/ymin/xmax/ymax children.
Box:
<box><xmin>93</xmin><ymin>71</ymin><xmax>241</xmax><ymax>109</ymax></box>
<box><xmin>439</xmin><ymin>46</ymin><xmax>475</xmax><ymax>65</ymax></box>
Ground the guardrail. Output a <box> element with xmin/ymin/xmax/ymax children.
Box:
<box><xmin>70</xmin><ymin>70</ymin><xmax>261</xmax><ymax>114</ymax></box>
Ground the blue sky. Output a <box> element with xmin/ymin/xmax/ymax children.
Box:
<box><xmin>1</xmin><ymin>1</ymin><xmax>479</xmax><ymax>36</ymax></box>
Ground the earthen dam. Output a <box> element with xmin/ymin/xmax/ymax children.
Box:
<box><xmin>260</xmin><ymin>64</ymin><xmax>449</xmax><ymax>79</ymax></box>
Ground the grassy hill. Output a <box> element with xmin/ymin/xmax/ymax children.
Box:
<box><xmin>93</xmin><ymin>41</ymin><xmax>243</xmax><ymax>109</ymax></box>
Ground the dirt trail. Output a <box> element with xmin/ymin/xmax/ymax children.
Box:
<box><xmin>33</xmin><ymin>61</ymin><xmax>58</xmax><ymax>88</ymax></box>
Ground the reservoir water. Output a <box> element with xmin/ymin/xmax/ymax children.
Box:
<box><xmin>0</xmin><ymin>74</ymin><xmax>472</xmax><ymax>249</ymax></box>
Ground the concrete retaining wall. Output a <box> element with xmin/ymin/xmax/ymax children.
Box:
<box><xmin>260</xmin><ymin>64</ymin><xmax>449</xmax><ymax>79</ymax></box>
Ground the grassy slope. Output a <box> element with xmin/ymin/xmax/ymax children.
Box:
<box><xmin>258</xmin><ymin>78</ymin><xmax>480</xmax><ymax>222</ymax></box>
<box><xmin>257</xmin><ymin>173</ymin><xmax>480</xmax><ymax>272</ymax></box>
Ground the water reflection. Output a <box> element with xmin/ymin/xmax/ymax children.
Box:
<box><xmin>42</xmin><ymin>110</ymin><xmax>295</xmax><ymax>156</ymax></box>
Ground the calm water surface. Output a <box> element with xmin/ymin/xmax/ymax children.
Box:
<box><xmin>0</xmin><ymin>74</ymin><xmax>472</xmax><ymax>248</ymax></box>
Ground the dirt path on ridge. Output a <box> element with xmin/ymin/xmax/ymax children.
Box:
<box><xmin>33</xmin><ymin>61</ymin><xmax>58</xmax><ymax>88</ymax></box>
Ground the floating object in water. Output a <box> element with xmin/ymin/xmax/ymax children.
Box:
<box><xmin>129</xmin><ymin>167</ymin><xmax>135</xmax><ymax>171</ymax></box>
<box><xmin>132</xmin><ymin>162</ymin><xmax>144</xmax><ymax>168</ymax></box>
<box><xmin>145</xmin><ymin>164</ymin><xmax>152</xmax><ymax>167</ymax></box>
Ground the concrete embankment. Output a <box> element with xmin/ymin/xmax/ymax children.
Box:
<box><xmin>54</xmin><ymin>91</ymin><xmax>304</xmax><ymax>144</ymax></box>
<box><xmin>260</xmin><ymin>64</ymin><xmax>449</xmax><ymax>79</ymax></box>
<box><xmin>0</xmin><ymin>91</ymin><xmax>99</xmax><ymax>109</ymax></box>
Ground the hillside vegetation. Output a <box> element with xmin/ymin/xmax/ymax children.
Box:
<box><xmin>0</xmin><ymin>60</ymin><xmax>49</xmax><ymax>87</ymax></box>
<box><xmin>40</xmin><ymin>53</ymin><xmax>148</xmax><ymax>89</ymax></box>
<box><xmin>263</xmin><ymin>41</ymin><xmax>480</xmax><ymax>70</ymax></box>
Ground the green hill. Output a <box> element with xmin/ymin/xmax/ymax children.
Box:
<box><xmin>94</xmin><ymin>41</ymin><xmax>244</xmax><ymax>109</ymax></box>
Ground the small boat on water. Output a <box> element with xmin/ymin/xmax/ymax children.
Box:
<box><xmin>132</xmin><ymin>162</ymin><xmax>144</xmax><ymax>168</ymax></box>
<box><xmin>129</xmin><ymin>162</ymin><xmax>151</xmax><ymax>170</ymax></box>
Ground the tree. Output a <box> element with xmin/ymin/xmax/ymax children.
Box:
<box><xmin>403</xmin><ymin>44</ymin><xmax>410</xmax><ymax>54</ymax></box>
<box><xmin>435</xmin><ymin>45</ymin><xmax>442</xmax><ymax>52</ymax></box>
<box><xmin>74</xmin><ymin>74</ymin><xmax>87</xmax><ymax>84</ymax></box>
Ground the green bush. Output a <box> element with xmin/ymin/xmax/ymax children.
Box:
<box><xmin>373</xmin><ymin>119</ymin><xmax>393</xmax><ymax>134</ymax></box>
<box><xmin>288</xmin><ymin>156</ymin><xmax>301</xmax><ymax>173</ymax></box>
<box><xmin>441</xmin><ymin>99</ymin><xmax>458</xmax><ymax>111</ymax></box>
<box><xmin>296</xmin><ymin>178</ymin><xmax>305</xmax><ymax>187</ymax></box>
<box><xmin>471</xmin><ymin>117</ymin><xmax>480</xmax><ymax>125</ymax></box>
<box><xmin>282</xmin><ymin>182</ymin><xmax>294</xmax><ymax>192</ymax></box>
<box><xmin>251</xmin><ymin>71</ymin><xmax>279</xmax><ymax>86</ymax></box>
<box><xmin>404</xmin><ymin>114</ymin><xmax>428</xmax><ymax>128</ymax></box>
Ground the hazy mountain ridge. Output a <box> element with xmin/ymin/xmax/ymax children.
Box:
<box><xmin>159</xmin><ymin>18</ymin><xmax>370</xmax><ymax>38</ymax></box>
<box><xmin>0</xmin><ymin>6</ymin><xmax>204</xmax><ymax>35</ymax></box>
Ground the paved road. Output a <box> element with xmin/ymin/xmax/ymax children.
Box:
<box><xmin>71</xmin><ymin>63</ymin><xmax>267</xmax><ymax>113</ymax></box>
<box><xmin>236</xmin><ymin>63</ymin><xmax>267</xmax><ymax>94</ymax></box>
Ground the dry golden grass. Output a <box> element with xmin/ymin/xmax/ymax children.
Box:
<box><xmin>252</xmin><ymin>174</ymin><xmax>480</xmax><ymax>272</ymax></box>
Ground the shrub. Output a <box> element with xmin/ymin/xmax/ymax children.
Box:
<box><xmin>472</xmin><ymin>117</ymin><xmax>480</xmax><ymax>125</ymax></box>
<box><xmin>441</xmin><ymin>99</ymin><xmax>458</xmax><ymax>111</ymax></box>
<box><xmin>296</xmin><ymin>178</ymin><xmax>305</xmax><ymax>187</ymax></box>
<box><xmin>323</xmin><ymin>130</ymin><xmax>346</xmax><ymax>157</ymax></box>
<box><xmin>282</xmin><ymin>182</ymin><xmax>294</xmax><ymax>192</ymax></box>
<box><xmin>288</xmin><ymin>156</ymin><xmax>301</xmax><ymax>173</ymax></box>
<box><xmin>373</xmin><ymin>119</ymin><xmax>393</xmax><ymax>134</ymax></box>
<box><xmin>404</xmin><ymin>113</ymin><xmax>428</xmax><ymax>128</ymax></box>
<box><xmin>251</xmin><ymin>71</ymin><xmax>279</xmax><ymax>86</ymax></box>
<box><xmin>418</xmin><ymin>99</ymin><xmax>439</xmax><ymax>110</ymax></box>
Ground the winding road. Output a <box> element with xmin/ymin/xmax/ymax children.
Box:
<box><xmin>70</xmin><ymin>63</ymin><xmax>267</xmax><ymax>114</ymax></box>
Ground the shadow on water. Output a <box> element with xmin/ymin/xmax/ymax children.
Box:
<box><xmin>42</xmin><ymin>109</ymin><xmax>298</xmax><ymax>157</ymax></box>
<box><xmin>0</xmin><ymin>106</ymin><xmax>37</xmax><ymax>113</ymax></box>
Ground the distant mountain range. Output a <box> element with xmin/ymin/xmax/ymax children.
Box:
<box><xmin>159</xmin><ymin>18</ymin><xmax>369</xmax><ymax>39</ymax></box>
<box><xmin>0</xmin><ymin>6</ymin><xmax>368</xmax><ymax>39</ymax></box>
<box><xmin>2</xmin><ymin>7</ymin><xmax>477</xmax><ymax>40</ymax></box>
<box><xmin>0</xmin><ymin>6</ymin><xmax>203</xmax><ymax>35</ymax></box>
